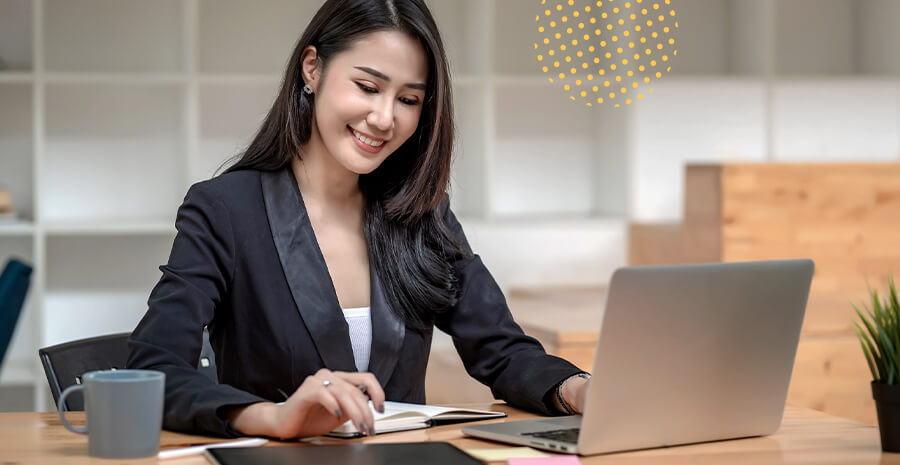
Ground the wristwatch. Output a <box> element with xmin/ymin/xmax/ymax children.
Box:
<box><xmin>555</xmin><ymin>372</ymin><xmax>592</xmax><ymax>415</ymax></box>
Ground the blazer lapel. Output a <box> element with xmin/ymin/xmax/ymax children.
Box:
<box><xmin>261</xmin><ymin>168</ymin><xmax>357</xmax><ymax>372</ymax></box>
<box><xmin>367</xmin><ymin>269</ymin><xmax>405</xmax><ymax>385</ymax></box>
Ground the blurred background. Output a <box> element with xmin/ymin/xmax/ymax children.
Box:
<box><xmin>1</xmin><ymin>0</ymin><xmax>898</xmax><ymax>426</ymax></box>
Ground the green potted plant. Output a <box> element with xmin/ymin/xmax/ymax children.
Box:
<box><xmin>856</xmin><ymin>277</ymin><xmax>900</xmax><ymax>452</ymax></box>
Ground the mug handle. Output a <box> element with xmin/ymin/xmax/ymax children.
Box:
<box><xmin>58</xmin><ymin>385</ymin><xmax>88</xmax><ymax>434</ymax></box>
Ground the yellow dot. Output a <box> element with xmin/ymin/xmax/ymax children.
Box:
<box><xmin>604</xmin><ymin>80</ymin><xmax>611</xmax><ymax>87</ymax></box>
<box><xmin>568</xmin><ymin>0</ymin><xmax>574</xmax><ymax>4</ymax></box>
<box><xmin>562</xmin><ymin>16</ymin><xmax>568</xmax><ymax>22</ymax></box>
<box><xmin>613</xmin><ymin>7</ymin><xmax>619</xmax><ymax>13</ymax></box>
<box><xmin>609</xmin><ymin>92</ymin><xmax>616</xmax><ymax>98</ymax></box>
<box><xmin>629</xmin><ymin>42</ymin><xmax>636</xmax><ymax>48</ymax></box>
<box><xmin>625</xmin><ymin>1</ymin><xmax>631</xmax><ymax>6</ymax></box>
<box><xmin>549</xmin><ymin>50</ymin><xmax>555</xmax><ymax>55</ymax></box>
<box><xmin>539</xmin><ymin>26</ymin><xmax>545</xmax><ymax>32</ymax></box>
<box><xmin>554</xmin><ymin>61</ymin><xmax>560</xmax><ymax>67</ymax></box>
<box><xmin>652</xmin><ymin>31</ymin><xmax>658</xmax><ymax>38</ymax></box>
<box><xmin>606</xmin><ymin>24</ymin><xmax>613</xmax><ymax>30</ymax></box>
<box><xmin>556</xmin><ymin>4</ymin><xmax>562</xmax><ymax>10</ymax></box>
<box><xmin>534</xmin><ymin>43</ymin><xmax>538</xmax><ymax>49</ymax></box>
<box><xmin>611</xmin><ymin>64</ymin><xmax>617</xmax><ymax>70</ymax></box>
<box><xmin>675</xmin><ymin>21</ymin><xmax>679</xmax><ymax>27</ymax></box>
<box><xmin>653</xmin><ymin>3</ymin><xmax>659</xmax><ymax>9</ymax></box>
<box><xmin>656</xmin><ymin>72</ymin><xmax>662</xmax><ymax>78</ymax></box>
<box><xmin>572</xmin><ymin>39</ymin><xmax>578</xmax><ymax>45</ymax></box>
<box><xmin>605</xmin><ymin>52</ymin><xmax>612</xmax><ymax>58</ymax></box>
<box><xmin>651</xmin><ymin>60</ymin><xmax>657</xmax><ymax>66</ymax></box>
<box><xmin>596</xmin><ymin>28</ymin><xmax>603</xmax><ymax>35</ymax></box>
<box><xmin>670</xmin><ymin>9</ymin><xmax>675</xmax><ymax>16</ymax></box>
<box><xmin>623</xmin><ymin>30</ymin><xmax>630</xmax><ymax>37</ymax></box>
<box><xmin>658</xmin><ymin>14</ymin><xmax>664</xmax><ymax>21</ymax></box>
<box><xmin>544</xmin><ymin>38</ymin><xmax>550</xmax><ymax>44</ymax></box>
<box><xmin>599</xmin><ymin>69</ymin><xmax>606</xmax><ymax>75</ymax></box>
<box><xmin>627</xmin><ymin>70</ymin><xmax>634</xmax><ymax>76</ymax></box>
<box><xmin>657</xmin><ymin>43</ymin><xmax>663</xmax><ymax>50</ymax></box>
<box><xmin>617</xmin><ymin>47</ymin><xmax>623</xmax><ymax>54</ymax></box>
<box><xmin>645</xmin><ymin>49</ymin><xmax>651</xmax><ymax>55</ymax></box>
<box><xmin>635</xmin><ymin>25</ymin><xmax>642</xmax><ymax>31</ymax></box>
<box><xmin>669</xmin><ymin>38</ymin><xmax>675</xmax><ymax>45</ymax></box>
<box><xmin>596</xmin><ymin>0</ymin><xmax>602</xmax><ymax>6</ymax></box>
<box><xmin>536</xmin><ymin>15</ymin><xmax>540</xmax><ymax>21</ymax></box>
<box><xmin>642</xmin><ymin>8</ymin><xmax>648</xmax><ymax>14</ymax></box>
<box><xmin>592</xmin><ymin>86</ymin><xmax>599</xmax><ymax>91</ymax></box>
<box><xmin>615</xmin><ymin>76</ymin><xmax>622</xmax><ymax>82</ymax></box>
<box><xmin>579</xmin><ymin>22</ymin><xmax>585</xmax><ymax>29</ymax></box>
<box><xmin>570</xmin><ymin>67</ymin><xmax>576</xmax><ymax>73</ymax></box>
<box><xmin>589</xmin><ymin>45</ymin><xmax>595</xmax><ymax>52</ymax></box>
<box><xmin>667</xmin><ymin>66</ymin><xmax>672</xmax><ymax>72</ymax></box>
<box><xmin>564</xmin><ymin>84</ymin><xmax>571</xmax><ymax>91</ymax></box>
<box><xmin>550</xmin><ymin>21</ymin><xmax>556</xmax><ymax>27</ymax></box>
<box><xmin>640</xmin><ymin>37</ymin><xmax>647</xmax><ymax>43</ymax></box>
<box><xmin>574</xmin><ymin>10</ymin><xmax>580</xmax><ymax>17</ymax></box>
<box><xmin>565</xmin><ymin>56</ymin><xmax>572</xmax><ymax>62</ymax></box>
<box><xmin>559</xmin><ymin>72</ymin><xmax>566</xmax><ymax>78</ymax></box>
<box><xmin>618</xmin><ymin>18</ymin><xmax>625</xmax><ymax>25</ymax></box>
<box><xmin>644</xmin><ymin>77</ymin><xmax>651</xmax><ymax>83</ymax></box>
<box><xmin>586</xmin><ymin>5</ymin><xmax>592</xmax><ymax>11</ymax></box>
<box><xmin>542</xmin><ymin>66</ymin><xmax>549</xmax><ymax>72</ymax></box>
<box><xmin>662</xmin><ymin>55</ymin><xmax>668</xmax><ymax>61</ymax></box>
<box><xmin>561</xmin><ymin>44</ymin><xmax>567</xmax><ymax>50</ymax></box>
<box><xmin>633</xmin><ymin>82</ymin><xmax>639</xmax><ymax>88</ymax></box>
<box><xmin>594</xmin><ymin>57</ymin><xmax>600</xmax><ymax>63</ymax></box>
<box><xmin>626</xmin><ymin>99</ymin><xmax>632</xmax><ymax>104</ymax></box>
<box><xmin>600</xmin><ymin>41</ymin><xmax>606</xmax><ymax>46</ymax></box>
<box><xmin>634</xmin><ymin>53</ymin><xmax>640</xmax><ymax>59</ymax></box>
<box><xmin>555</xmin><ymin>33</ymin><xmax>562</xmax><ymax>39</ymax></box>
<box><xmin>577</xmin><ymin>51</ymin><xmax>583</xmax><ymax>57</ymax></box>
<box><xmin>549</xmin><ymin>77</ymin><xmax>554</xmax><ymax>82</ymax></box>
<box><xmin>615</xmin><ymin>103</ymin><xmax>620</xmax><ymax>107</ymax></box>
<box><xmin>620</xmin><ymin>87</ymin><xmax>627</xmax><ymax>93</ymax></box>
<box><xmin>538</xmin><ymin>55</ymin><xmax>543</xmax><ymax>61</ymax></box>
<box><xmin>597</xmin><ymin>97</ymin><xmax>604</xmax><ymax>103</ymax></box>
<box><xmin>622</xmin><ymin>59</ymin><xmax>629</xmax><ymax>64</ymax></box>
<box><xmin>638</xmin><ymin>93</ymin><xmax>644</xmax><ymax>99</ymax></box>
<box><xmin>576</xmin><ymin>79</ymin><xmax>582</xmax><ymax>85</ymax></box>
<box><xmin>647</xmin><ymin>20</ymin><xmax>653</xmax><ymax>26</ymax></box>
<box><xmin>582</xmin><ymin>62</ymin><xmax>589</xmax><ymax>69</ymax></box>
<box><xmin>581</xmin><ymin>90</ymin><xmax>587</xmax><ymax>97</ymax></box>
<box><xmin>630</xmin><ymin>13</ymin><xmax>637</xmax><ymax>19</ymax></box>
<box><xmin>590</xmin><ymin>17</ymin><xmax>596</xmax><ymax>23</ymax></box>
<box><xmin>567</xmin><ymin>27</ymin><xmax>573</xmax><ymax>34</ymax></box>
<box><xmin>587</xmin><ymin>74</ymin><xmax>593</xmax><ymax>80</ymax></box>
<box><xmin>674</xmin><ymin>49</ymin><xmax>678</xmax><ymax>56</ymax></box>
<box><xmin>650</xmin><ymin>88</ymin><xmax>654</xmax><ymax>92</ymax></box>
<box><xmin>612</xmin><ymin>35</ymin><xmax>619</xmax><ymax>42</ymax></box>
<box><xmin>664</xmin><ymin>26</ymin><xmax>670</xmax><ymax>33</ymax></box>
<box><xmin>546</xmin><ymin>9</ymin><xmax>552</xmax><ymax>15</ymax></box>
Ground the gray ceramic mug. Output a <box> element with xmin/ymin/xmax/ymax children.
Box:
<box><xmin>58</xmin><ymin>369</ymin><xmax>165</xmax><ymax>459</ymax></box>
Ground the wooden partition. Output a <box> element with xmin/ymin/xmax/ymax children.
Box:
<box><xmin>629</xmin><ymin>163</ymin><xmax>900</xmax><ymax>425</ymax></box>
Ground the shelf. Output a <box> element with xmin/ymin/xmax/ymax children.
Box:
<box><xmin>0</xmin><ymin>83</ymin><xmax>33</xmax><ymax>220</ymax></box>
<box><xmin>0</xmin><ymin>360</ymin><xmax>34</xmax><ymax>386</ymax></box>
<box><xmin>43</xmin><ymin>73</ymin><xmax>186</xmax><ymax>85</ymax></box>
<box><xmin>43</xmin><ymin>83</ymin><xmax>184</xmax><ymax>221</ymax></box>
<box><xmin>44</xmin><ymin>0</ymin><xmax>183</xmax><ymax>73</ymax></box>
<box><xmin>430</xmin><ymin>0</ymin><xmax>489</xmax><ymax>76</ymax></box>
<box><xmin>198</xmin><ymin>0</ymin><xmax>316</xmax><ymax>74</ymax></box>
<box><xmin>46</xmin><ymin>235</ymin><xmax>174</xmax><ymax>291</ymax></box>
<box><xmin>43</xmin><ymin>292</ymin><xmax>154</xmax><ymax>347</ymax></box>
<box><xmin>0</xmin><ymin>221</ymin><xmax>35</xmax><ymax>236</ymax></box>
<box><xmin>0</xmin><ymin>0</ymin><xmax>33</xmax><ymax>72</ymax></box>
<box><xmin>44</xmin><ymin>220</ymin><xmax>175</xmax><ymax>235</ymax></box>
<box><xmin>450</xmin><ymin>86</ymin><xmax>487</xmax><ymax>217</ymax></box>
<box><xmin>195</xmin><ymin>81</ymin><xmax>281</xmax><ymax>184</ymax></box>
<box><xmin>0</xmin><ymin>72</ymin><xmax>32</xmax><ymax>83</ymax></box>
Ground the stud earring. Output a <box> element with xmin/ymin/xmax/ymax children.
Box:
<box><xmin>303</xmin><ymin>84</ymin><xmax>314</xmax><ymax>95</ymax></box>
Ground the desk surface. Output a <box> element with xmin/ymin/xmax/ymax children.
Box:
<box><xmin>2</xmin><ymin>403</ymin><xmax>896</xmax><ymax>464</ymax></box>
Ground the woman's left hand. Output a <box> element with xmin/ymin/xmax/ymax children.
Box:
<box><xmin>561</xmin><ymin>376</ymin><xmax>590</xmax><ymax>414</ymax></box>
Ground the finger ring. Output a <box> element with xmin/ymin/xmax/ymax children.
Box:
<box><xmin>322</xmin><ymin>380</ymin><xmax>332</xmax><ymax>388</ymax></box>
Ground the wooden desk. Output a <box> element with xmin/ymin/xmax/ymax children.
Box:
<box><xmin>2</xmin><ymin>404</ymin><xmax>896</xmax><ymax>464</ymax></box>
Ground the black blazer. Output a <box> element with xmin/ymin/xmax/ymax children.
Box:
<box><xmin>126</xmin><ymin>167</ymin><xmax>582</xmax><ymax>437</ymax></box>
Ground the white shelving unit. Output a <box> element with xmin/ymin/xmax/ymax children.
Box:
<box><xmin>2</xmin><ymin>0</ymin><xmax>899</xmax><ymax>411</ymax></box>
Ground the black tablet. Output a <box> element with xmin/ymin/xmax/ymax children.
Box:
<box><xmin>205</xmin><ymin>442</ymin><xmax>483</xmax><ymax>465</ymax></box>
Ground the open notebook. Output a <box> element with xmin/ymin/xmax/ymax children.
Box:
<box><xmin>326</xmin><ymin>401</ymin><xmax>506</xmax><ymax>438</ymax></box>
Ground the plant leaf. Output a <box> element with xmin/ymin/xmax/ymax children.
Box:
<box><xmin>858</xmin><ymin>324</ymin><xmax>881</xmax><ymax>381</ymax></box>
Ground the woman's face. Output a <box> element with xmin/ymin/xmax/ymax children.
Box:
<box><xmin>306</xmin><ymin>30</ymin><xmax>428</xmax><ymax>175</ymax></box>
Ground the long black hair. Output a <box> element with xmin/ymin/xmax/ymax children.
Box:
<box><xmin>223</xmin><ymin>0</ymin><xmax>467</xmax><ymax>329</ymax></box>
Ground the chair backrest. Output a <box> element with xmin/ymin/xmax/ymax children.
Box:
<box><xmin>0</xmin><ymin>258</ymin><xmax>33</xmax><ymax>367</ymax></box>
<box><xmin>40</xmin><ymin>330</ymin><xmax>218</xmax><ymax>411</ymax></box>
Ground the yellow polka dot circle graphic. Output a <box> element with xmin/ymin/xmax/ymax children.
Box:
<box><xmin>535</xmin><ymin>0</ymin><xmax>678</xmax><ymax>107</ymax></box>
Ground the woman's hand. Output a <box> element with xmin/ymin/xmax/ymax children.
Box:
<box><xmin>561</xmin><ymin>375</ymin><xmax>590</xmax><ymax>414</ymax></box>
<box><xmin>227</xmin><ymin>368</ymin><xmax>385</xmax><ymax>439</ymax></box>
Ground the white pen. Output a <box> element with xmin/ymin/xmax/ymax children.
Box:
<box><xmin>158</xmin><ymin>437</ymin><xmax>269</xmax><ymax>460</ymax></box>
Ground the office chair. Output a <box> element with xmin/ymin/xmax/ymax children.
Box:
<box><xmin>40</xmin><ymin>328</ymin><xmax>218</xmax><ymax>411</ymax></box>
<box><xmin>0</xmin><ymin>258</ymin><xmax>33</xmax><ymax>370</ymax></box>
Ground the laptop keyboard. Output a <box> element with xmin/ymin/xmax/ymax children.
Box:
<box><xmin>521</xmin><ymin>428</ymin><xmax>580</xmax><ymax>444</ymax></box>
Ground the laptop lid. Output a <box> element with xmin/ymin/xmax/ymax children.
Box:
<box><xmin>577</xmin><ymin>259</ymin><xmax>813</xmax><ymax>455</ymax></box>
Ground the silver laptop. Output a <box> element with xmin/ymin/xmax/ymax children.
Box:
<box><xmin>463</xmin><ymin>259</ymin><xmax>814</xmax><ymax>455</ymax></box>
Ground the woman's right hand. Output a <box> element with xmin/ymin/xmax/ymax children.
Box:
<box><xmin>227</xmin><ymin>368</ymin><xmax>386</xmax><ymax>439</ymax></box>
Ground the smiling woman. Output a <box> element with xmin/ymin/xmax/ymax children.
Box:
<box><xmin>126</xmin><ymin>0</ymin><xmax>590</xmax><ymax>441</ymax></box>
